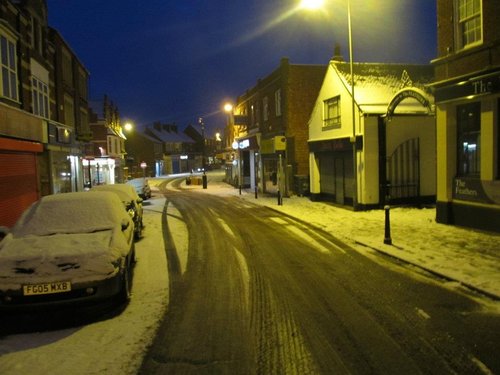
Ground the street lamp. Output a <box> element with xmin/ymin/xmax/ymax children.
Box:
<box><xmin>300</xmin><ymin>0</ymin><xmax>358</xmax><ymax>209</ymax></box>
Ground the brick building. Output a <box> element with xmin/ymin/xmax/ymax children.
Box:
<box><xmin>229</xmin><ymin>57</ymin><xmax>326</xmax><ymax>196</ymax></box>
<box><xmin>431</xmin><ymin>0</ymin><xmax>500</xmax><ymax>232</ymax></box>
<box><xmin>0</xmin><ymin>0</ymin><xmax>90</xmax><ymax>227</ymax></box>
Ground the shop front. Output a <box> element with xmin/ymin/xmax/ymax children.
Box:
<box><xmin>433</xmin><ymin>68</ymin><xmax>500</xmax><ymax>232</ymax></box>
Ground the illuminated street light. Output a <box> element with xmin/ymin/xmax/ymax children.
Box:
<box><xmin>300</xmin><ymin>0</ymin><xmax>324</xmax><ymax>10</ymax></box>
<box><xmin>301</xmin><ymin>0</ymin><xmax>358</xmax><ymax>209</ymax></box>
<box><xmin>223</xmin><ymin>103</ymin><xmax>233</xmax><ymax>113</ymax></box>
<box><xmin>123</xmin><ymin>122</ymin><xmax>133</xmax><ymax>132</ymax></box>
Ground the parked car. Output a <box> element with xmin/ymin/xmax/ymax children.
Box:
<box><xmin>92</xmin><ymin>184</ymin><xmax>144</xmax><ymax>240</ymax></box>
<box><xmin>0</xmin><ymin>191</ymin><xmax>135</xmax><ymax>311</ymax></box>
<box><xmin>126</xmin><ymin>178</ymin><xmax>152</xmax><ymax>200</ymax></box>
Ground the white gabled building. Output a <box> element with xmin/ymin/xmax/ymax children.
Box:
<box><xmin>308</xmin><ymin>61</ymin><xmax>436</xmax><ymax>209</ymax></box>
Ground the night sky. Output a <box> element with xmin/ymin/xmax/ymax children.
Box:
<box><xmin>46</xmin><ymin>0</ymin><xmax>437</xmax><ymax>135</ymax></box>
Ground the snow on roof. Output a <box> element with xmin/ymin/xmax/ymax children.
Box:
<box><xmin>91</xmin><ymin>184</ymin><xmax>140</xmax><ymax>203</ymax></box>
<box><xmin>332</xmin><ymin>61</ymin><xmax>434</xmax><ymax>114</ymax></box>
<box><xmin>144</xmin><ymin>125</ymin><xmax>194</xmax><ymax>143</ymax></box>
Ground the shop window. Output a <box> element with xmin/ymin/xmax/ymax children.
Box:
<box><xmin>323</xmin><ymin>96</ymin><xmax>341</xmax><ymax>128</ymax></box>
<box><xmin>457</xmin><ymin>102</ymin><xmax>481</xmax><ymax>176</ymax></box>
<box><xmin>455</xmin><ymin>0</ymin><xmax>482</xmax><ymax>50</ymax></box>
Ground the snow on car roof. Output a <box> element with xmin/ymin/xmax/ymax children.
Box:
<box><xmin>11</xmin><ymin>191</ymin><xmax>131</xmax><ymax>237</ymax></box>
<box><xmin>91</xmin><ymin>184</ymin><xmax>140</xmax><ymax>202</ymax></box>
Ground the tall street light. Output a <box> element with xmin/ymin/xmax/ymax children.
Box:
<box><xmin>300</xmin><ymin>0</ymin><xmax>358</xmax><ymax>209</ymax></box>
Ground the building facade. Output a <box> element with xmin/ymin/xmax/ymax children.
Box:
<box><xmin>85</xmin><ymin>96</ymin><xmax>126</xmax><ymax>186</ymax></box>
<box><xmin>431</xmin><ymin>0</ymin><xmax>500</xmax><ymax>232</ymax></box>
<box><xmin>308</xmin><ymin>61</ymin><xmax>435</xmax><ymax>209</ymax></box>
<box><xmin>0</xmin><ymin>0</ymin><xmax>90</xmax><ymax>227</ymax></box>
<box><xmin>229</xmin><ymin>57</ymin><xmax>326</xmax><ymax>196</ymax></box>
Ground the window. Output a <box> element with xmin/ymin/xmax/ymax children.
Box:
<box><xmin>0</xmin><ymin>34</ymin><xmax>18</xmax><ymax>101</ymax></box>
<box><xmin>457</xmin><ymin>102</ymin><xmax>481</xmax><ymax>176</ymax></box>
<box><xmin>62</xmin><ymin>48</ymin><xmax>73</xmax><ymax>87</ymax></box>
<box><xmin>32</xmin><ymin>76</ymin><xmax>49</xmax><ymax>118</ymax></box>
<box><xmin>275</xmin><ymin>89</ymin><xmax>282</xmax><ymax>117</ymax></box>
<box><xmin>323</xmin><ymin>96</ymin><xmax>341</xmax><ymax>128</ymax></box>
<box><xmin>64</xmin><ymin>94</ymin><xmax>75</xmax><ymax>127</ymax></box>
<box><xmin>56</xmin><ymin>127</ymin><xmax>71</xmax><ymax>144</ymax></box>
<box><xmin>455</xmin><ymin>0</ymin><xmax>482</xmax><ymax>49</ymax></box>
<box><xmin>263</xmin><ymin>96</ymin><xmax>269</xmax><ymax>121</ymax></box>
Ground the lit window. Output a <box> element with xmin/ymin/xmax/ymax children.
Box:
<box><xmin>456</xmin><ymin>0</ymin><xmax>482</xmax><ymax>49</ymax></box>
<box><xmin>32</xmin><ymin>76</ymin><xmax>49</xmax><ymax>118</ymax></box>
<box><xmin>323</xmin><ymin>96</ymin><xmax>341</xmax><ymax>128</ymax></box>
<box><xmin>0</xmin><ymin>34</ymin><xmax>18</xmax><ymax>101</ymax></box>
<box><xmin>457</xmin><ymin>102</ymin><xmax>481</xmax><ymax>176</ymax></box>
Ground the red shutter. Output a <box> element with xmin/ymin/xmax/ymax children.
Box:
<box><xmin>0</xmin><ymin>152</ymin><xmax>39</xmax><ymax>227</ymax></box>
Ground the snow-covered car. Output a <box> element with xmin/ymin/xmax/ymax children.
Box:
<box><xmin>91</xmin><ymin>184</ymin><xmax>144</xmax><ymax>240</ymax></box>
<box><xmin>0</xmin><ymin>192</ymin><xmax>135</xmax><ymax>311</ymax></box>
<box><xmin>126</xmin><ymin>178</ymin><xmax>152</xmax><ymax>200</ymax></box>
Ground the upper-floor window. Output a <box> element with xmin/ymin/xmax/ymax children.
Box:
<box><xmin>78</xmin><ymin>67</ymin><xmax>87</xmax><ymax>99</ymax></box>
<box><xmin>62</xmin><ymin>48</ymin><xmax>73</xmax><ymax>87</ymax></box>
<box><xmin>64</xmin><ymin>94</ymin><xmax>75</xmax><ymax>127</ymax></box>
<box><xmin>32</xmin><ymin>76</ymin><xmax>49</xmax><ymax>118</ymax></box>
<box><xmin>323</xmin><ymin>96</ymin><xmax>341</xmax><ymax>128</ymax></box>
<box><xmin>457</xmin><ymin>102</ymin><xmax>481</xmax><ymax>177</ymax></box>
<box><xmin>263</xmin><ymin>96</ymin><xmax>269</xmax><ymax>122</ymax></box>
<box><xmin>31</xmin><ymin>16</ymin><xmax>44</xmax><ymax>55</ymax></box>
<box><xmin>0</xmin><ymin>33</ymin><xmax>18</xmax><ymax>101</ymax></box>
<box><xmin>455</xmin><ymin>0</ymin><xmax>482</xmax><ymax>49</ymax></box>
<box><xmin>275</xmin><ymin>89</ymin><xmax>282</xmax><ymax>117</ymax></box>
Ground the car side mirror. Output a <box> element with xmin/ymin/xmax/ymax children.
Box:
<box><xmin>121</xmin><ymin>219</ymin><xmax>130</xmax><ymax>231</ymax></box>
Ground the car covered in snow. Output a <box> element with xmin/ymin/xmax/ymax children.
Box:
<box><xmin>0</xmin><ymin>191</ymin><xmax>135</xmax><ymax>311</ymax></box>
<box><xmin>126</xmin><ymin>178</ymin><xmax>152</xmax><ymax>200</ymax></box>
<box><xmin>91</xmin><ymin>183</ymin><xmax>144</xmax><ymax>240</ymax></box>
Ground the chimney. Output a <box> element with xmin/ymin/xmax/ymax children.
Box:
<box><xmin>332</xmin><ymin>43</ymin><xmax>344</xmax><ymax>62</ymax></box>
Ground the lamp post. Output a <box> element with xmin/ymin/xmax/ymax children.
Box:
<box><xmin>300</xmin><ymin>0</ymin><xmax>358</xmax><ymax>209</ymax></box>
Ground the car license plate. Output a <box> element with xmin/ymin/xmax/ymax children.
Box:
<box><xmin>23</xmin><ymin>281</ymin><xmax>72</xmax><ymax>296</ymax></box>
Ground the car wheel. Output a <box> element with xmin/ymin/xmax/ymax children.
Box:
<box><xmin>134</xmin><ymin>220</ymin><xmax>143</xmax><ymax>241</ymax></box>
<box><xmin>118</xmin><ymin>260</ymin><xmax>132</xmax><ymax>303</ymax></box>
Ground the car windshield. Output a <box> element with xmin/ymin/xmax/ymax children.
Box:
<box><xmin>11</xmin><ymin>192</ymin><xmax>128</xmax><ymax>237</ymax></box>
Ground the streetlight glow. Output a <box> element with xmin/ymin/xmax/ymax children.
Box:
<box><xmin>223</xmin><ymin>103</ymin><xmax>234</xmax><ymax>113</ymax></box>
<box><xmin>300</xmin><ymin>0</ymin><xmax>324</xmax><ymax>10</ymax></box>
<box><xmin>123</xmin><ymin>122</ymin><xmax>133</xmax><ymax>132</ymax></box>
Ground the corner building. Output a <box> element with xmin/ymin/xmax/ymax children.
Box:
<box><xmin>431</xmin><ymin>0</ymin><xmax>500</xmax><ymax>232</ymax></box>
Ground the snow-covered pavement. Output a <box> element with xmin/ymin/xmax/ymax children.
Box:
<box><xmin>165</xmin><ymin>170</ymin><xmax>500</xmax><ymax>300</ymax></box>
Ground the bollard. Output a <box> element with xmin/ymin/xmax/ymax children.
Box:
<box><xmin>277</xmin><ymin>190</ymin><xmax>282</xmax><ymax>206</ymax></box>
<box><xmin>384</xmin><ymin>205</ymin><xmax>392</xmax><ymax>245</ymax></box>
<box><xmin>202</xmin><ymin>173</ymin><xmax>207</xmax><ymax>189</ymax></box>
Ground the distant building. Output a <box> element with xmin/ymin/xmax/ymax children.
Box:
<box><xmin>431</xmin><ymin>0</ymin><xmax>500</xmax><ymax>232</ymax></box>
<box><xmin>308</xmin><ymin>61</ymin><xmax>435</xmax><ymax>209</ymax></box>
<box><xmin>124</xmin><ymin>128</ymin><xmax>163</xmax><ymax>178</ymax></box>
<box><xmin>229</xmin><ymin>57</ymin><xmax>326</xmax><ymax>195</ymax></box>
<box><xmin>0</xmin><ymin>0</ymin><xmax>90</xmax><ymax>227</ymax></box>
<box><xmin>85</xmin><ymin>96</ymin><xmax>125</xmax><ymax>185</ymax></box>
<box><xmin>142</xmin><ymin>122</ymin><xmax>196</xmax><ymax>174</ymax></box>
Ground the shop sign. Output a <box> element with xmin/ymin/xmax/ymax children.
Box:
<box><xmin>453</xmin><ymin>178</ymin><xmax>494</xmax><ymax>203</ymax></box>
<box><xmin>434</xmin><ymin>70</ymin><xmax>500</xmax><ymax>103</ymax></box>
